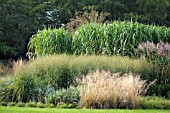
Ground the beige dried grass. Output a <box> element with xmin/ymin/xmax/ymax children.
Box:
<box><xmin>78</xmin><ymin>70</ymin><xmax>147</xmax><ymax>109</ymax></box>
<box><xmin>13</xmin><ymin>59</ymin><xmax>26</xmax><ymax>73</ymax></box>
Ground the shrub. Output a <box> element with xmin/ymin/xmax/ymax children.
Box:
<box><xmin>45</xmin><ymin>103</ymin><xmax>55</xmax><ymax>108</ymax></box>
<box><xmin>139</xmin><ymin>96</ymin><xmax>170</xmax><ymax>109</ymax></box>
<box><xmin>78</xmin><ymin>70</ymin><xmax>149</xmax><ymax>109</ymax></box>
<box><xmin>16</xmin><ymin>102</ymin><xmax>25</xmax><ymax>107</ymax></box>
<box><xmin>0</xmin><ymin>76</ymin><xmax>14</xmax><ymax>103</ymax></box>
<box><xmin>36</xmin><ymin>102</ymin><xmax>45</xmax><ymax>108</ymax></box>
<box><xmin>45</xmin><ymin>86</ymin><xmax>79</xmax><ymax>107</ymax></box>
<box><xmin>138</xmin><ymin>41</ymin><xmax>170</xmax><ymax>98</ymax></box>
<box><xmin>7</xmin><ymin>102</ymin><xmax>16</xmax><ymax>106</ymax></box>
<box><xmin>10</xmin><ymin>74</ymin><xmax>42</xmax><ymax>102</ymax></box>
<box><xmin>25</xmin><ymin>102</ymin><xmax>37</xmax><ymax>107</ymax></box>
<box><xmin>1</xmin><ymin>102</ymin><xmax>7</xmax><ymax>106</ymax></box>
<box><xmin>57</xmin><ymin>102</ymin><xmax>74</xmax><ymax>109</ymax></box>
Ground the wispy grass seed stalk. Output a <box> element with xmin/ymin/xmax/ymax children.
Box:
<box><xmin>78</xmin><ymin>70</ymin><xmax>147</xmax><ymax>109</ymax></box>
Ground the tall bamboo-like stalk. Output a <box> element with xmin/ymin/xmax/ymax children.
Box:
<box><xmin>28</xmin><ymin>28</ymin><xmax>72</xmax><ymax>57</ymax></box>
<box><xmin>72</xmin><ymin>21</ymin><xmax>170</xmax><ymax>56</ymax></box>
<box><xmin>28</xmin><ymin>21</ymin><xmax>170</xmax><ymax>57</ymax></box>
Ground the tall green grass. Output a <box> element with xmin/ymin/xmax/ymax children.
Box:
<box><xmin>28</xmin><ymin>28</ymin><xmax>72</xmax><ymax>57</ymax></box>
<box><xmin>28</xmin><ymin>21</ymin><xmax>170</xmax><ymax>57</ymax></box>
<box><xmin>73</xmin><ymin>22</ymin><xmax>170</xmax><ymax>56</ymax></box>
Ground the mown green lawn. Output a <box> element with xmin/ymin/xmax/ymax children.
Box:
<box><xmin>0</xmin><ymin>106</ymin><xmax>170</xmax><ymax>113</ymax></box>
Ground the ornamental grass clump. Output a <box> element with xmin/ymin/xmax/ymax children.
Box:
<box><xmin>1</xmin><ymin>55</ymin><xmax>152</xmax><ymax>103</ymax></box>
<box><xmin>138</xmin><ymin>41</ymin><xmax>170</xmax><ymax>61</ymax></box>
<box><xmin>78</xmin><ymin>70</ymin><xmax>148</xmax><ymax>109</ymax></box>
<box><xmin>138</xmin><ymin>41</ymin><xmax>170</xmax><ymax>98</ymax></box>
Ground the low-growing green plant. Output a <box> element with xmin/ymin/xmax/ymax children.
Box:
<box><xmin>10</xmin><ymin>74</ymin><xmax>42</xmax><ymax>102</ymax></box>
<box><xmin>7</xmin><ymin>102</ymin><xmax>16</xmax><ymax>106</ymax></box>
<box><xmin>57</xmin><ymin>102</ymin><xmax>74</xmax><ymax>109</ymax></box>
<box><xmin>0</xmin><ymin>76</ymin><xmax>14</xmax><ymax>103</ymax></box>
<box><xmin>45</xmin><ymin>103</ymin><xmax>55</xmax><ymax>108</ymax></box>
<box><xmin>78</xmin><ymin>70</ymin><xmax>150</xmax><ymax>109</ymax></box>
<box><xmin>16</xmin><ymin>102</ymin><xmax>25</xmax><ymax>107</ymax></box>
<box><xmin>25</xmin><ymin>102</ymin><xmax>37</xmax><ymax>107</ymax></box>
<box><xmin>36</xmin><ymin>102</ymin><xmax>45</xmax><ymax>108</ymax></box>
<box><xmin>1</xmin><ymin>102</ymin><xmax>7</xmax><ymax>106</ymax></box>
<box><xmin>45</xmin><ymin>86</ymin><xmax>79</xmax><ymax>107</ymax></box>
<box><xmin>139</xmin><ymin>96</ymin><xmax>170</xmax><ymax>109</ymax></box>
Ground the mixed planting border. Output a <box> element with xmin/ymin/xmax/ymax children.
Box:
<box><xmin>0</xmin><ymin>21</ymin><xmax>170</xmax><ymax>109</ymax></box>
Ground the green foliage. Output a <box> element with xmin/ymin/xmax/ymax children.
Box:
<box><xmin>28</xmin><ymin>1</ymin><xmax>61</xmax><ymax>29</ymax></box>
<box><xmin>3</xmin><ymin>55</ymin><xmax>152</xmax><ymax>103</ymax></box>
<box><xmin>0</xmin><ymin>75</ymin><xmax>14</xmax><ymax>103</ymax></box>
<box><xmin>36</xmin><ymin>102</ymin><xmax>45</xmax><ymax>108</ymax></box>
<box><xmin>45</xmin><ymin>86</ymin><xmax>79</xmax><ymax>107</ymax></box>
<box><xmin>7</xmin><ymin>102</ymin><xmax>16</xmax><ymax>106</ymax></box>
<box><xmin>134</xmin><ymin>0</ymin><xmax>170</xmax><ymax>25</ymax></box>
<box><xmin>1</xmin><ymin>102</ymin><xmax>7</xmax><ymax>106</ymax></box>
<box><xmin>10</xmin><ymin>74</ymin><xmax>41</xmax><ymax>102</ymax></box>
<box><xmin>0</xmin><ymin>0</ymin><xmax>62</xmax><ymax>59</ymax></box>
<box><xmin>28</xmin><ymin>28</ymin><xmax>72</xmax><ymax>57</ymax></box>
<box><xmin>25</xmin><ymin>102</ymin><xmax>37</xmax><ymax>107</ymax></box>
<box><xmin>0</xmin><ymin>43</ymin><xmax>18</xmax><ymax>59</ymax></box>
<box><xmin>72</xmin><ymin>22</ymin><xmax>170</xmax><ymax>56</ymax></box>
<box><xmin>1</xmin><ymin>0</ymin><xmax>170</xmax><ymax>59</ymax></box>
<box><xmin>28</xmin><ymin>22</ymin><xmax>170</xmax><ymax>57</ymax></box>
<box><xmin>0</xmin><ymin>0</ymin><xmax>34</xmax><ymax>59</ymax></box>
<box><xmin>139</xmin><ymin>96</ymin><xmax>170</xmax><ymax>109</ymax></box>
<box><xmin>16</xmin><ymin>102</ymin><xmax>25</xmax><ymax>107</ymax></box>
<box><xmin>45</xmin><ymin>103</ymin><xmax>55</xmax><ymax>108</ymax></box>
<box><xmin>57</xmin><ymin>102</ymin><xmax>74</xmax><ymax>108</ymax></box>
<box><xmin>53</xmin><ymin>0</ymin><xmax>170</xmax><ymax>26</ymax></box>
<box><xmin>138</xmin><ymin>41</ymin><xmax>170</xmax><ymax>98</ymax></box>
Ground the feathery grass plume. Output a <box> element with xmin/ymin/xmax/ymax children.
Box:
<box><xmin>138</xmin><ymin>41</ymin><xmax>170</xmax><ymax>60</ymax></box>
<box><xmin>78</xmin><ymin>70</ymin><xmax>149</xmax><ymax>109</ymax></box>
<box><xmin>138</xmin><ymin>41</ymin><xmax>170</xmax><ymax>98</ymax></box>
<box><xmin>13</xmin><ymin>59</ymin><xmax>27</xmax><ymax>74</ymax></box>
